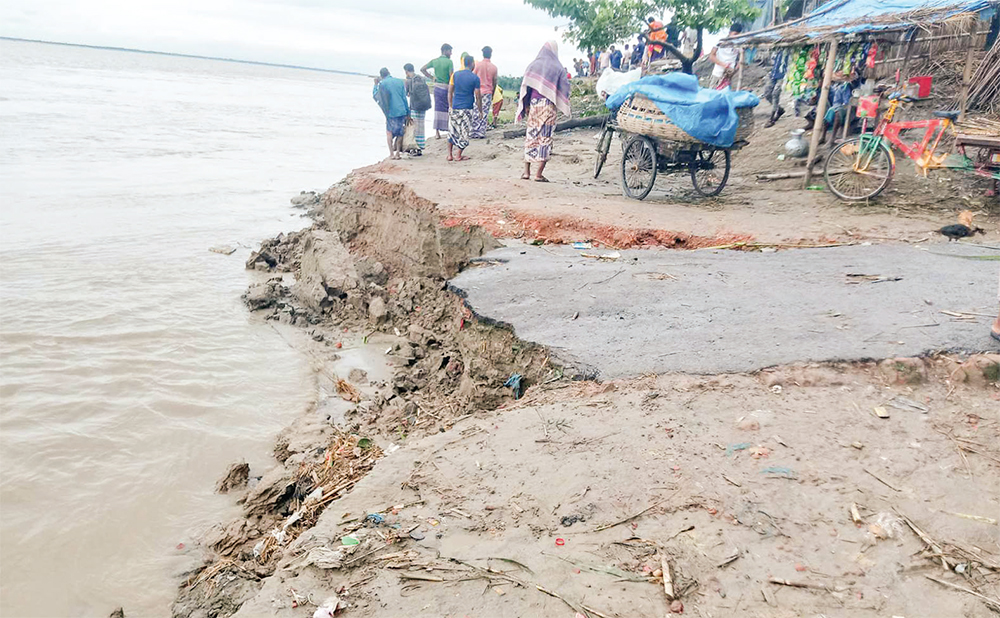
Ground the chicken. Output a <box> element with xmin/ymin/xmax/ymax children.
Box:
<box><xmin>938</xmin><ymin>224</ymin><xmax>985</xmax><ymax>241</ymax></box>
<box><xmin>939</xmin><ymin>210</ymin><xmax>985</xmax><ymax>241</ymax></box>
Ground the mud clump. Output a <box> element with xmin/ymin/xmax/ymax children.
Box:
<box><xmin>174</xmin><ymin>177</ymin><xmax>554</xmax><ymax>618</ymax></box>
<box><xmin>246</xmin><ymin>182</ymin><xmax>552</xmax><ymax>423</ymax></box>
<box><xmin>290</xmin><ymin>190</ymin><xmax>321</xmax><ymax>209</ymax></box>
<box><xmin>215</xmin><ymin>462</ymin><xmax>249</xmax><ymax>494</ymax></box>
<box><xmin>326</xmin><ymin>178</ymin><xmax>501</xmax><ymax>279</ymax></box>
<box><xmin>245</xmin><ymin>229</ymin><xmax>306</xmax><ymax>272</ymax></box>
<box><xmin>173</xmin><ymin>562</ymin><xmax>261</xmax><ymax>618</ymax></box>
<box><xmin>241</xmin><ymin>279</ymin><xmax>283</xmax><ymax>311</ymax></box>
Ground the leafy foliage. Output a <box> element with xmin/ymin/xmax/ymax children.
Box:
<box><xmin>525</xmin><ymin>0</ymin><xmax>649</xmax><ymax>50</ymax></box>
<box><xmin>497</xmin><ymin>75</ymin><xmax>523</xmax><ymax>91</ymax></box>
<box><xmin>524</xmin><ymin>0</ymin><xmax>761</xmax><ymax>69</ymax></box>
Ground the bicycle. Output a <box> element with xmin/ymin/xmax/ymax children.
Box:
<box><xmin>823</xmin><ymin>91</ymin><xmax>1000</xmax><ymax>201</ymax></box>
<box><xmin>594</xmin><ymin>114</ymin><xmax>615</xmax><ymax>179</ymax></box>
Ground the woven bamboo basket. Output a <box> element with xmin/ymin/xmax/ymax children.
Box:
<box><xmin>616</xmin><ymin>94</ymin><xmax>755</xmax><ymax>145</ymax></box>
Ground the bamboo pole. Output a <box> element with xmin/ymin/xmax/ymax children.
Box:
<box><xmin>803</xmin><ymin>39</ymin><xmax>839</xmax><ymax>188</ymax></box>
<box><xmin>736</xmin><ymin>47</ymin><xmax>745</xmax><ymax>90</ymax></box>
<box><xmin>959</xmin><ymin>42</ymin><xmax>976</xmax><ymax>121</ymax></box>
<box><xmin>898</xmin><ymin>29</ymin><xmax>919</xmax><ymax>89</ymax></box>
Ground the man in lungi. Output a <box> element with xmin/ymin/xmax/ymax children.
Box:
<box><xmin>372</xmin><ymin>68</ymin><xmax>409</xmax><ymax>160</ymax></box>
<box><xmin>447</xmin><ymin>54</ymin><xmax>482</xmax><ymax>161</ymax></box>
<box><xmin>421</xmin><ymin>44</ymin><xmax>454</xmax><ymax>139</ymax></box>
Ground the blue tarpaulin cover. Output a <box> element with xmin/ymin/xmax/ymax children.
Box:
<box><xmin>727</xmin><ymin>0</ymin><xmax>995</xmax><ymax>44</ymax></box>
<box><xmin>605</xmin><ymin>73</ymin><xmax>760</xmax><ymax>148</ymax></box>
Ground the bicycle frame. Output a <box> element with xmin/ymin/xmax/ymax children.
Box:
<box><xmin>828</xmin><ymin>93</ymin><xmax>1000</xmax><ymax>200</ymax></box>
<box><xmin>857</xmin><ymin>96</ymin><xmax>1000</xmax><ymax>180</ymax></box>
<box><xmin>870</xmin><ymin>98</ymin><xmax>950</xmax><ymax>174</ymax></box>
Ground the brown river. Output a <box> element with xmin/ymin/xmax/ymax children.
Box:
<box><xmin>0</xmin><ymin>39</ymin><xmax>386</xmax><ymax>616</ymax></box>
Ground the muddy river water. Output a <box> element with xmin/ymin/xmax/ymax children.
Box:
<box><xmin>0</xmin><ymin>39</ymin><xmax>386</xmax><ymax>616</ymax></box>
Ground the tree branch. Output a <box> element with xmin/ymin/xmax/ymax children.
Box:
<box><xmin>662</xmin><ymin>43</ymin><xmax>689</xmax><ymax>63</ymax></box>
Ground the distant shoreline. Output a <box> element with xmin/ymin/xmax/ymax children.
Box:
<box><xmin>0</xmin><ymin>36</ymin><xmax>371</xmax><ymax>77</ymax></box>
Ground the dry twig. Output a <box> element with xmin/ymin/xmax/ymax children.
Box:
<box><xmin>925</xmin><ymin>576</ymin><xmax>1000</xmax><ymax>611</ymax></box>
<box><xmin>591</xmin><ymin>491</ymin><xmax>680</xmax><ymax>532</ymax></box>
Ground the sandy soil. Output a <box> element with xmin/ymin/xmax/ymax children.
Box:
<box><xmin>233</xmin><ymin>363</ymin><xmax>1000</xmax><ymax>618</ymax></box>
<box><xmin>358</xmin><ymin>100</ymin><xmax>998</xmax><ymax>249</ymax></box>
<box><xmin>169</xmin><ymin>100</ymin><xmax>999</xmax><ymax>618</ymax></box>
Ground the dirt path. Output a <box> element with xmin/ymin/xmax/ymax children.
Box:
<box><xmin>450</xmin><ymin>242</ymin><xmax>1000</xmax><ymax>377</ymax></box>
<box><xmin>232</xmin><ymin>368</ymin><xmax>1000</xmax><ymax>618</ymax></box>
<box><xmin>360</xmin><ymin>104</ymin><xmax>997</xmax><ymax>249</ymax></box>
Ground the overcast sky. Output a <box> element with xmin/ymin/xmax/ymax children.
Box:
<box><xmin>1</xmin><ymin>0</ymin><xmax>594</xmax><ymax>75</ymax></box>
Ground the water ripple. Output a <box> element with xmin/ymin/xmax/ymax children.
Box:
<box><xmin>1</xmin><ymin>39</ymin><xmax>383</xmax><ymax>618</ymax></box>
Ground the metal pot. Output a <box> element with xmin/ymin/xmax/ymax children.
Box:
<box><xmin>785</xmin><ymin>129</ymin><xmax>809</xmax><ymax>158</ymax></box>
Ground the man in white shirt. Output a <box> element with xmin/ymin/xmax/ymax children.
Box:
<box><xmin>681</xmin><ymin>28</ymin><xmax>697</xmax><ymax>56</ymax></box>
<box><xmin>708</xmin><ymin>24</ymin><xmax>744</xmax><ymax>89</ymax></box>
<box><xmin>599</xmin><ymin>49</ymin><xmax>611</xmax><ymax>74</ymax></box>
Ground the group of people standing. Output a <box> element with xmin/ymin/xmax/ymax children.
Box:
<box><xmin>572</xmin><ymin>46</ymin><xmax>624</xmax><ymax>77</ymax></box>
<box><xmin>372</xmin><ymin>44</ymin><xmax>502</xmax><ymax>161</ymax></box>
<box><xmin>572</xmin><ymin>17</ymin><xmax>691</xmax><ymax>78</ymax></box>
<box><xmin>372</xmin><ymin>41</ymin><xmax>571</xmax><ymax>182</ymax></box>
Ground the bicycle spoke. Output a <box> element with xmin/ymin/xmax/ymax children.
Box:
<box><xmin>827</xmin><ymin>138</ymin><xmax>891</xmax><ymax>200</ymax></box>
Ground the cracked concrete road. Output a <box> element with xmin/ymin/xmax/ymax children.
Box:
<box><xmin>449</xmin><ymin>243</ymin><xmax>1000</xmax><ymax>378</ymax></box>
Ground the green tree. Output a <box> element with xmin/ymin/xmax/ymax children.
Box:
<box><xmin>524</xmin><ymin>0</ymin><xmax>760</xmax><ymax>74</ymax></box>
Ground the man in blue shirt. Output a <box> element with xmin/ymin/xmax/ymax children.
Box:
<box><xmin>630</xmin><ymin>37</ymin><xmax>644</xmax><ymax>68</ymax></box>
<box><xmin>609</xmin><ymin>45</ymin><xmax>622</xmax><ymax>71</ymax></box>
<box><xmin>373</xmin><ymin>68</ymin><xmax>410</xmax><ymax>160</ymax></box>
<box><xmin>447</xmin><ymin>55</ymin><xmax>482</xmax><ymax>161</ymax></box>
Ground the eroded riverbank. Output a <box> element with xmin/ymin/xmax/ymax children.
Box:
<box><xmin>171</xmin><ymin>132</ymin><xmax>999</xmax><ymax>618</ymax></box>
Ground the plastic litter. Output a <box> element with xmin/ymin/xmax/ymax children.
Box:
<box><xmin>312</xmin><ymin>595</ymin><xmax>344</xmax><ymax>618</ymax></box>
<box><xmin>867</xmin><ymin>512</ymin><xmax>903</xmax><ymax>541</ymax></box>
<box><xmin>365</xmin><ymin>513</ymin><xmax>385</xmax><ymax>525</ymax></box>
<box><xmin>341</xmin><ymin>535</ymin><xmax>360</xmax><ymax>546</ymax></box>
<box><xmin>504</xmin><ymin>373</ymin><xmax>524</xmax><ymax>399</ymax></box>
<box><xmin>749</xmin><ymin>446</ymin><xmax>770</xmax><ymax>459</ymax></box>
<box><xmin>726</xmin><ymin>442</ymin><xmax>753</xmax><ymax>456</ymax></box>
<box><xmin>760</xmin><ymin>466</ymin><xmax>797</xmax><ymax>478</ymax></box>
<box><xmin>887</xmin><ymin>396</ymin><xmax>929</xmax><ymax>413</ymax></box>
<box><xmin>555</xmin><ymin>538</ymin><xmax>566</xmax><ymax>546</ymax></box>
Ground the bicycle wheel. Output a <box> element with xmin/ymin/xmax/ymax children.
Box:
<box><xmin>690</xmin><ymin>147</ymin><xmax>731</xmax><ymax>197</ymax></box>
<box><xmin>621</xmin><ymin>135</ymin><xmax>657</xmax><ymax>200</ymax></box>
<box><xmin>594</xmin><ymin>122</ymin><xmax>613</xmax><ymax>179</ymax></box>
<box><xmin>824</xmin><ymin>137</ymin><xmax>894</xmax><ymax>201</ymax></box>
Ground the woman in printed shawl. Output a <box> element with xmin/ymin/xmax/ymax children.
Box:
<box><xmin>517</xmin><ymin>41</ymin><xmax>571</xmax><ymax>182</ymax></box>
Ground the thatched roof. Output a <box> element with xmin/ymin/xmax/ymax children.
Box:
<box><xmin>722</xmin><ymin>0</ymin><xmax>997</xmax><ymax>47</ymax></box>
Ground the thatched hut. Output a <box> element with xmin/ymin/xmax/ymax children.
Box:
<box><xmin>721</xmin><ymin>0</ymin><xmax>999</xmax><ymax>185</ymax></box>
